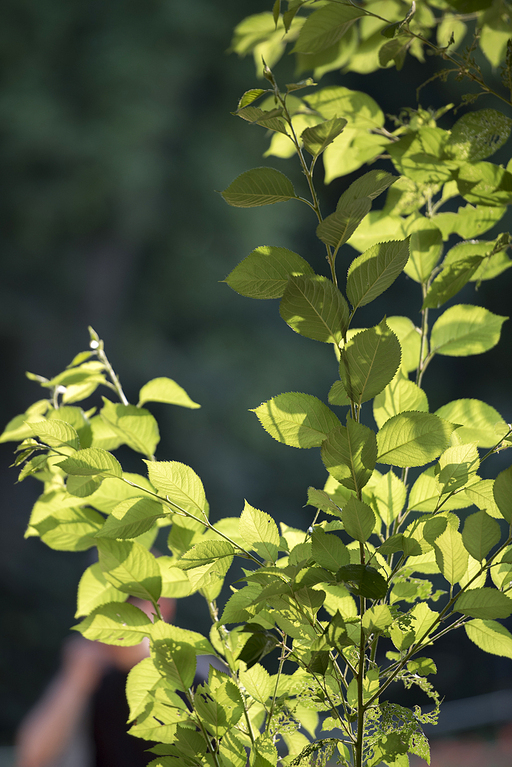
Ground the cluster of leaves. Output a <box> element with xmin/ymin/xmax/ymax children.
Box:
<box><xmin>4</xmin><ymin>1</ymin><xmax>512</xmax><ymax>767</ymax></box>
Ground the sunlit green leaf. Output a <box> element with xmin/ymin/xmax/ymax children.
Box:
<box><xmin>225</xmin><ymin>246</ymin><xmax>314</xmax><ymax>299</ymax></box>
<box><xmin>251</xmin><ymin>392</ymin><xmax>340</xmax><ymax>448</ymax></box>
<box><xmin>138</xmin><ymin>378</ymin><xmax>200</xmax><ymax>409</ymax></box>
<box><xmin>74</xmin><ymin>602</ymin><xmax>152</xmax><ymax>646</ymax></box>
<box><xmin>347</xmin><ymin>239</ymin><xmax>409</xmax><ymax>312</ymax></box>
<box><xmin>431</xmin><ymin>304</ymin><xmax>507</xmax><ymax>356</ymax></box>
<box><xmin>340</xmin><ymin>319</ymin><xmax>401</xmax><ymax>405</ymax></box>
<box><xmin>97</xmin><ymin>538</ymin><xmax>162</xmax><ymax>602</ymax></box>
<box><xmin>221</xmin><ymin>167</ymin><xmax>297</xmax><ymax>207</ymax></box>
<box><xmin>377</xmin><ymin>412</ymin><xmax>456</xmax><ymax>467</ymax></box>
<box><xmin>279</xmin><ymin>275</ymin><xmax>349</xmax><ymax>343</ymax></box>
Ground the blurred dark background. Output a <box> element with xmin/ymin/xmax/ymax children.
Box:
<box><xmin>1</xmin><ymin>0</ymin><xmax>512</xmax><ymax>749</ymax></box>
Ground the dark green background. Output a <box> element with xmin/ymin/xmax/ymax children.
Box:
<box><xmin>1</xmin><ymin>0</ymin><xmax>512</xmax><ymax>744</ymax></box>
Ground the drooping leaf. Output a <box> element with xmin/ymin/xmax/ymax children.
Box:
<box><xmin>75</xmin><ymin>562</ymin><xmax>126</xmax><ymax>618</ymax></box>
<box><xmin>457</xmin><ymin>161</ymin><xmax>512</xmax><ymax>206</ymax></box>
<box><xmin>371</xmin><ymin>471</ymin><xmax>406</xmax><ymax>527</ymax></box>
<box><xmin>404</xmin><ymin>218</ymin><xmax>443</xmax><ymax>283</ymax></box>
<box><xmin>342</xmin><ymin>496</ymin><xmax>376</xmax><ymax>542</ymax></box>
<box><xmin>279</xmin><ymin>275</ymin><xmax>349</xmax><ymax>344</ymax></box>
<box><xmin>250</xmin><ymin>392</ymin><xmax>340</xmax><ymax>448</ymax></box>
<box><xmin>138</xmin><ymin>378</ymin><xmax>200</xmax><ymax>409</ymax></box>
<box><xmin>97</xmin><ymin>538</ymin><xmax>162</xmax><ymax>602</ymax></box>
<box><xmin>221</xmin><ymin>167</ymin><xmax>297</xmax><ymax>207</ymax></box>
<box><xmin>340</xmin><ymin>319</ymin><xmax>401</xmax><ymax>405</ymax></box>
<box><xmin>433</xmin><ymin>524</ymin><xmax>468</xmax><ymax>585</ymax></box>
<box><xmin>346</xmin><ymin>239</ymin><xmax>410</xmax><ymax>312</ymax></box>
<box><xmin>307</xmin><ymin>487</ymin><xmax>343</xmax><ymax>517</ymax></box>
<box><xmin>431</xmin><ymin>304</ymin><xmax>507</xmax><ymax>356</ymax></box>
<box><xmin>239</xmin><ymin>501</ymin><xmax>280</xmax><ymax>562</ymax></box>
<box><xmin>466</xmin><ymin>618</ymin><xmax>512</xmax><ymax>658</ymax></box>
<box><xmin>74</xmin><ymin>602</ymin><xmax>153</xmax><ymax>645</ymax></box>
<box><xmin>144</xmin><ymin>460</ymin><xmax>207</xmax><ymax>517</ymax></box>
<box><xmin>321</xmin><ymin>418</ymin><xmax>377</xmax><ymax>492</ymax></box>
<box><xmin>292</xmin><ymin>3</ymin><xmax>366</xmax><ymax>54</ymax></box>
<box><xmin>377</xmin><ymin>412</ymin><xmax>456</xmax><ymax>467</ymax></box>
<box><xmin>386</xmin><ymin>316</ymin><xmax>422</xmax><ymax>373</ymax></box>
<box><xmin>462</xmin><ymin>510</ymin><xmax>501</xmax><ymax>561</ymax></box>
<box><xmin>224</xmin><ymin>246</ymin><xmax>314</xmax><ymax>299</ymax></box>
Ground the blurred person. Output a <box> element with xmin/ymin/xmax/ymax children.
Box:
<box><xmin>15</xmin><ymin>597</ymin><xmax>179</xmax><ymax>767</ymax></box>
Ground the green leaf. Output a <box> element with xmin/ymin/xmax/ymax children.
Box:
<box><xmin>152</xmin><ymin>637</ymin><xmax>197</xmax><ymax>692</ymax></box>
<box><xmin>346</xmin><ymin>239</ymin><xmax>410</xmax><ymax>312</ymax></box>
<box><xmin>433</xmin><ymin>524</ymin><xmax>468</xmax><ymax>585</ymax></box>
<box><xmin>377</xmin><ymin>412</ymin><xmax>456</xmax><ymax>467</ymax></box>
<box><xmin>465</xmin><ymin>479</ymin><xmax>501</xmax><ymax>519</ymax></box>
<box><xmin>404</xmin><ymin>218</ymin><xmax>443</xmax><ymax>283</ymax></box>
<box><xmin>317</xmin><ymin>198</ymin><xmax>372</xmax><ymax>252</ymax></box>
<box><xmin>371</xmin><ymin>471</ymin><xmax>406</xmax><ymax>527</ymax></box>
<box><xmin>462</xmin><ymin>510</ymin><xmax>501</xmax><ymax>561</ymax></box>
<box><xmin>301</xmin><ymin>116</ymin><xmax>347</xmax><ymax>157</ymax></box>
<box><xmin>307</xmin><ymin>487</ymin><xmax>343</xmax><ymax>517</ymax></box>
<box><xmin>342</xmin><ymin>496</ymin><xmax>376</xmax><ymax>542</ymax></box>
<box><xmin>373</xmin><ymin>373</ymin><xmax>428</xmax><ymax>429</ymax></box>
<box><xmin>279</xmin><ymin>275</ymin><xmax>349</xmax><ymax>344</ymax></box>
<box><xmin>312</xmin><ymin>528</ymin><xmax>350</xmax><ymax>571</ymax></box>
<box><xmin>439</xmin><ymin>439</ymin><xmax>480</xmax><ymax>489</ymax></box>
<box><xmin>433</xmin><ymin>204</ymin><xmax>506</xmax><ymax>240</ymax></box>
<box><xmin>465</xmin><ymin>618</ymin><xmax>512</xmax><ymax>658</ymax></box>
<box><xmin>336</xmin><ymin>564</ymin><xmax>388</xmax><ymax>600</ymax></box>
<box><xmin>177</xmin><ymin>540</ymin><xmax>235</xmax><ymax>570</ymax></box>
<box><xmin>221</xmin><ymin>167</ymin><xmax>297</xmax><ymax>207</ymax></box>
<box><xmin>126</xmin><ymin>657</ymin><xmax>162</xmax><ymax>722</ymax></box>
<box><xmin>100</xmin><ymin>399</ymin><xmax>160</xmax><ymax>457</ymax></box>
<box><xmin>36</xmin><ymin>507</ymin><xmax>104</xmax><ymax>551</ymax></box>
<box><xmin>445</xmin><ymin>109</ymin><xmax>512</xmax><ymax>162</ymax></box>
<box><xmin>362</xmin><ymin>604</ymin><xmax>394</xmax><ymax>634</ymax></box>
<box><xmin>386</xmin><ymin>316</ymin><xmax>422</xmax><ymax>374</ymax></box>
<box><xmin>435</xmin><ymin>399</ymin><xmax>508</xmax><ymax>448</ymax></box>
<box><xmin>97</xmin><ymin>497</ymin><xmax>166</xmax><ymax>540</ymax></box>
<box><xmin>97</xmin><ymin>539</ymin><xmax>162</xmax><ymax>602</ymax></box>
<box><xmin>340</xmin><ymin>319</ymin><xmax>401</xmax><ymax>405</ymax></box>
<box><xmin>235</xmin><ymin>105</ymin><xmax>289</xmax><ymax>135</ymax></box>
<box><xmin>239</xmin><ymin>663</ymin><xmax>272</xmax><ymax>705</ymax></box>
<box><xmin>457</xmin><ymin>161</ymin><xmax>512</xmax><ymax>206</ymax></box>
<box><xmin>338</xmin><ymin>170</ymin><xmax>397</xmax><ymax>208</ymax></box>
<box><xmin>456</xmin><ymin>588</ymin><xmax>512</xmax><ymax>619</ymax></box>
<box><xmin>292</xmin><ymin>3</ymin><xmax>365</xmax><ymax>54</ymax></box>
<box><xmin>75</xmin><ymin>562</ymin><xmax>126</xmax><ymax>618</ymax></box>
<box><xmin>443</xmin><ymin>239</ymin><xmax>512</xmax><ymax>283</ymax></box>
<box><xmin>251</xmin><ymin>392</ymin><xmax>340</xmax><ymax>448</ymax></box>
<box><xmin>57</xmin><ymin>447</ymin><xmax>122</xmax><ymax>477</ymax></box>
<box><xmin>145</xmin><ymin>460</ymin><xmax>207</xmax><ymax>516</ymax></box>
<box><xmin>225</xmin><ymin>246</ymin><xmax>314</xmax><ymax>299</ymax></box>
<box><xmin>158</xmin><ymin>559</ymin><xmax>194</xmax><ymax>599</ymax></box>
<box><xmin>237</xmin><ymin>88</ymin><xmax>268</xmax><ymax>109</ymax></box>
<box><xmin>138</xmin><ymin>378</ymin><xmax>200</xmax><ymax>409</ymax></box>
<box><xmin>28</xmin><ymin>420</ymin><xmax>80</xmax><ymax>450</ymax></box>
<box><xmin>431</xmin><ymin>304</ymin><xmax>507</xmax><ymax>356</ymax></box>
<box><xmin>239</xmin><ymin>501</ymin><xmax>280</xmax><ymax>562</ymax></box>
<box><xmin>321</xmin><ymin>418</ymin><xmax>377</xmax><ymax>492</ymax></box>
<box><xmin>493</xmin><ymin>466</ymin><xmax>512</xmax><ymax>523</ymax></box>
<box><xmin>379</xmin><ymin>34</ymin><xmax>411</xmax><ymax>70</ymax></box>
<box><xmin>74</xmin><ymin>602</ymin><xmax>152</xmax><ymax>645</ymax></box>
<box><xmin>422</xmin><ymin>256</ymin><xmax>483</xmax><ymax>309</ymax></box>
<box><xmin>328</xmin><ymin>380</ymin><xmax>350</xmax><ymax>407</ymax></box>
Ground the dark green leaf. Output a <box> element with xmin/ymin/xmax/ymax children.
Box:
<box><xmin>221</xmin><ymin>167</ymin><xmax>297</xmax><ymax>207</ymax></box>
<box><xmin>279</xmin><ymin>275</ymin><xmax>350</xmax><ymax>344</ymax></box>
